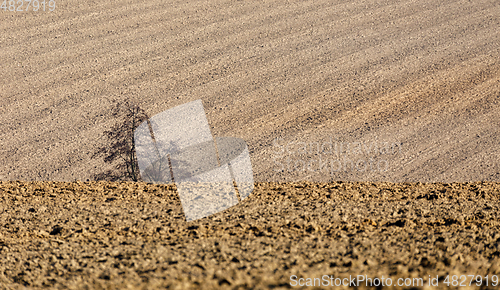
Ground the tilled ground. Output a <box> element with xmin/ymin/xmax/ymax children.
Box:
<box><xmin>2</xmin><ymin>0</ymin><xmax>500</xmax><ymax>183</ymax></box>
<box><xmin>0</xmin><ymin>181</ymin><xmax>500</xmax><ymax>289</ymax></box>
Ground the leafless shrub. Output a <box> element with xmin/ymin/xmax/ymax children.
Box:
<box><xmin>91</xmin><ymin>100</ymin><xmax>205</xmax><ymax>183</ymax></box>
<box><xmin>91</xmin><ymin>100</ymin><xmax>149</xmax><ymax>182</ymax></box>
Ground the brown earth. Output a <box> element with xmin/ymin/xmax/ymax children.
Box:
<box><xmin>2</xmin><ymin>0</ymin><xmax>500</xmax><ymax>289</ymax></box>
<box><xmin>1</xmin><ymin>180</ymin><xmax>500</xmax><ymax>289</ymax></box>
<box><xmin>1</xmin><ymin>0</ymin><xmax>499</xmax><ymax>183</ymax></box>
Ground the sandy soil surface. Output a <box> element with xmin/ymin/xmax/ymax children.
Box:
<box><xmin>1</xmin><ymin>180</ymin><xmax>500</xmax><ymax>289</ymax></box>
<box><xmin>1</xmin><ymin>0</ymin><xmax>499</xmax><ymax>183</ymax></box>
<box><xmin>2</xmin><ymin>0</ymin><xmax>500</xmax><ymax>289</ymax></box>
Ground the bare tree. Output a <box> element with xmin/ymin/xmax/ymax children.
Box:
<box><xmin>91</xmin><ymin>100</ymin><xmax>204</xmax><ymax>183</ymax></box>
<box><xmin>92</xmin><ymin>100</ymin><xmax>149</xmax><ymax>182</ymax></box>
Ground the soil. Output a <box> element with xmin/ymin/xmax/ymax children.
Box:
<box><xmin>1</xmin><ymin>0</ymin><xmax>499</xmax><ymax>183</ymax></box>
<box><xmin>1</xmin><ymin>180</ymin><xmax>499</xmax><ymax>289</ymax></box>
<box><xmin>1</xmin><ymin>0</ymin><xmax>500</xmax><ymax>288</ymax></box>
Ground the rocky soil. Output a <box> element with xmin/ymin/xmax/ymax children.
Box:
<box><xmin>1</xmin><ymin>181</ymin><xmax>499</xmax><ymax>289</ymax></box>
